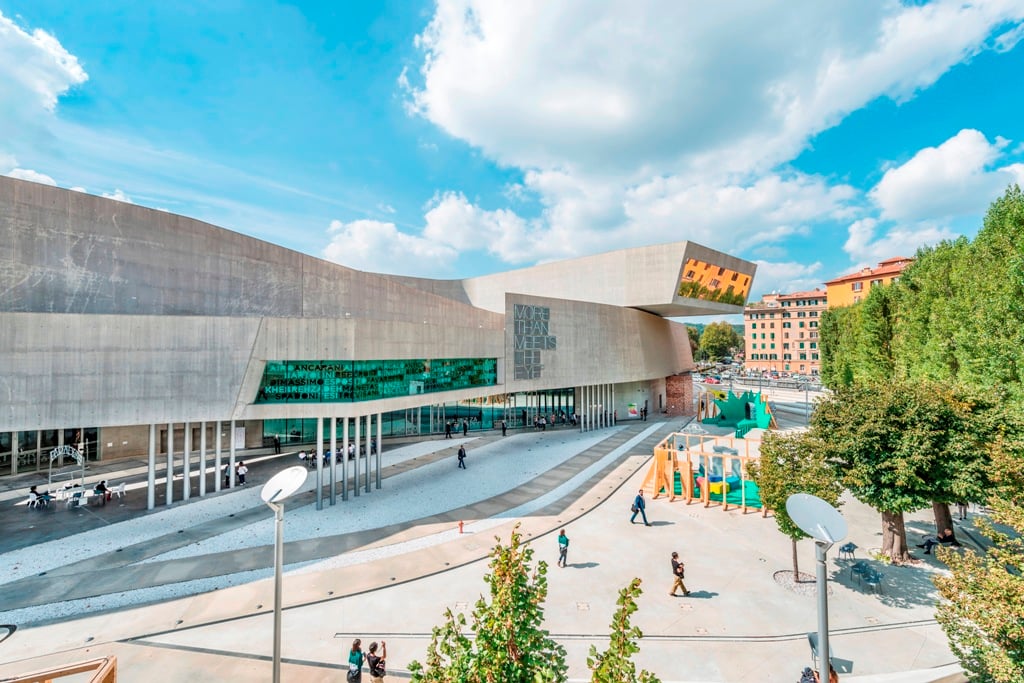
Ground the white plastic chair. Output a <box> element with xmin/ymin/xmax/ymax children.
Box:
<box><xmin>66</xmin><ymin>491</ymin><xmax>85</xmax><ymax>509</ymax></box>
<box><xmin>26</xmin><ymin>495</ymin><xmax>38</xmax><ymax>509</ymax></box>
<box><xmin>113</xmin><ymin>482</ymin><xmax>126</xmax><ymax>499</ymax></box>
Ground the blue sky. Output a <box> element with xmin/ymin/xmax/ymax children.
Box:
<box><xmin>2</xmin><ymin>1</ymin><xmax>1023</xmax><ymax>304</ymax></box>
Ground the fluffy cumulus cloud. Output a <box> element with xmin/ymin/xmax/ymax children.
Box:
<box><xmin>843</xmin><ymin>216</ymin><xmax>958</xmax><ymax>266</ymax></box>
<box><xmin>870</xmin><ymin>129</ymin><xmax>1024</xmax><ymax>222</ymax></box>
<box><xmin>0</xmin><ymin>11</ymin><xmax>87</xmax><ymax>152</ymax></box>
<box><xmin>375</xmin><ymin>1</ymin><xmax>1024</xmax><ymax>279</ymax></box>
<box><xmin>749</xmin><ymin>260</ymin><xmax>826</xmax><ymax>300</ymax></box>
<box><xmin>407</xmin><ymin>1</ymin><xmax>1024</xmax><ymax>176</ymax></box>
<box><xmin>323</xmin><ymin>218</ymin><xmax>458</xmax><ymax>276</ymax></box>
<box><xmin>101</xmin><ymin>188</ymin><xmax>134</xmax><ymax>204</ymax></box>
<box><xmin>5</xmin><ymin>167</ymin><xmax>57</xmax><ymax>185</ymax></box>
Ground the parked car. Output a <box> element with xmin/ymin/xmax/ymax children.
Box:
<box><xmin>704</xmin><ymin>376</ymin><xmax>722</xmax><ymax>384</ymax></box>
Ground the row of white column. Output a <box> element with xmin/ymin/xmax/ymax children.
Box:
<box><xmin>145</xmin><ymin>414</ymin><xmax>384</xmax><ymax>511</ymax></box>
<box><xmin>579</xmin><ymin>384</ymin><xmax>616</xmax><ymax>432</ymax></box>
<box><xmin>312</xmin><ymin>414</ymin><xmax>383</xmax><ymax>510</ymax></box>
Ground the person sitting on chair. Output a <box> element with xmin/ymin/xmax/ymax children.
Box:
<box><xmin>28</xmin><ymin>485</ymin><xmax>53</xmax><ymax>507</ymax></box>
<box><xmin>918</xmin><ymin>527</ymin><xmax>960</xmax><ymax>554</ymax></box>
<box><xmin>93</xmin><ymin>480</ymin><xmax>110</xmax><ymax>504</ymax></box>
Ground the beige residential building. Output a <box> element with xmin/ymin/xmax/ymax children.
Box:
<box><xmin>743</xmin><ymin>288</ymin><xmax>827</xmax><ymax>376</ymax></box>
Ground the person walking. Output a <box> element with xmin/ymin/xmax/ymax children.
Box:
<box><xmin>444</xmin><ymin>420</ymin><xmax>452</xmax><ymax>439</ymax></box>
<box><xmin>347</xmin><ymin>638</ymin><xmax>365</xmax><ymax>682</ymax></box>
<box><xmin>557</xmin><ymin>529</ymin><xmax>569</xmax><ymax>568</ymax></box>
<box><xmin>956</xmin><ymin>501</ymin><xmax>968</xmax><ymax>520</ymax></box>
<box><xmin>670</xmin><ymin>551</ymin><xmax>690</xmax><ymax>596</ymax></box>
<box><xmin>501</xmin><ymin>419</ymin><xmax>507</xmax><ymax>436</ymax></box>
<box><xmin>222</xmin><ymin>463</ymin><xmax>231</xmax><ymax>488</ymax></box>
<box><xmin>462</xmin><ymin>419</ymin><xmax>469</xmax><ymax>437</ymax></box>
<box><xmin>235</xmin><ymin>461</ymin><xmax>248</xmax><ymax>485</ymax></box>
<box><xmin>630</xmin><ymin>489</ymin><xmax>650</xmax><ymax>525</ymax></box>
<box><xmin>457</xmin><ymin>445</ymin><xmax>467</xmax><ymax>469</ymax></box>
<box><xmin>366</xmin><ymin>641</ymin><xmax>387</xmax><ymax>682</ymax></box>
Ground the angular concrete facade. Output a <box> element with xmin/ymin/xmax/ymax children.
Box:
<box><xmin>0</xmin><ymin>176</ymin><xmax>755</xmax><ymax>503</ymax></box>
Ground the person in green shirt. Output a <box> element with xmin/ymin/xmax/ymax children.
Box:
<box><xmin>347</xmin><ymin>638</ymin><xmax>364</xmax><ymax>682</ymax></box>
<box><xmin>557</xmin><ymin>529</ymin><xmax>569</xmax><ymax>568</ymax></box>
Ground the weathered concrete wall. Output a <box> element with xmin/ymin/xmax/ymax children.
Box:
<box><xmin>502</xmin><ymin>294</ymin><xmax>694</xmax><ymax>393</ymax></box>
<box><xmin>0</xmin><ymin>177</ymin><xmax>501</xmax><ymax>330</ymax></box>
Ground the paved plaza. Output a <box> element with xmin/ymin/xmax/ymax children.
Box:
<box><xmin>0</xmin><ymin>418</ymin><xmax>974</xmax><ymax>682</ymax></box>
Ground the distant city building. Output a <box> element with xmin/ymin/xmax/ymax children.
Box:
<box><xmin>743</xmin><ymin>289</ymin><xmax>827</xmax><ymax>376</ymax></box>
<box><xmin>824</xmin><ymin>256</ymin><xmax>913</xmax><ymax>308</ymax></box>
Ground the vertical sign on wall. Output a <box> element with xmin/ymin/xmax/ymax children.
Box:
<box><xmin>233</xmin><ymin>426</ymin><xmax>246</xmax><ymax>450</ymax></box>
<box><xmin>513</xmin><ymin>304</ymin><xmax>557</xmax><ymax>380</ymax></box>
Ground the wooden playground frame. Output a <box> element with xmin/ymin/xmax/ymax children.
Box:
<box><xmin>2</xmin><ymin>656</ymin><xmax>117</xmax><ymax>683</ymax></box>
<box><xmin>642</xmin><ymin>429</ymin><xmax>766</xmax><ymax>514</ymax></box>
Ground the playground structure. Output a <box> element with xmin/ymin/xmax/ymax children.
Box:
<box><xmin>641</xmin><ymin>427</ymin><xmax>767</xmax><ymax>514</ymax></box>
<box><xmin>697</xmin><ymin>387</ymin><xmax>776</xmax><ymax>437</ymax></box>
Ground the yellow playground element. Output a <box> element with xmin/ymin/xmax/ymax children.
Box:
<box><xmin>641</xmin><ymin>428</ymin><xmax>767</xmax><ymax>514</ymax></box>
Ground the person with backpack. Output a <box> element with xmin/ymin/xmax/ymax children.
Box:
<box><xmin>347</xmin><ymin>638</ymin><xmax>364</xmax><ymax>682</ymax></box>
<box><xmin>366</xmin><ymin>641</ymin><xmax>387</xmax><ymax>682</ymax></box>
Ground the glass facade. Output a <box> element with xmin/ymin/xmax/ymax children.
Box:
<box><xmin>263</xmin><ymin>388</ymin><xmax>576</xmax><ymax>442</ymax></box>
<box><xmin>256</xmin><ymin>358</ymin><xmax>498</xmax><ymax>404</ymax></box>
<box><xmin>0</xmin><ymin>427</ymin><xmax>99</xmax><ymax>476</ymax></box>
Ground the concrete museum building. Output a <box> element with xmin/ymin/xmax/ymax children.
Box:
<box><xmin>0</xmin><ymin>177</ymin><xmax>755</xmax><ymax>507</ymax></box>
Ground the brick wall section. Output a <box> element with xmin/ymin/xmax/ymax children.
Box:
<box><xmin>665</xmin><ymin>373</ymin><xmax>694</xmax><ymax>416</ymax></box>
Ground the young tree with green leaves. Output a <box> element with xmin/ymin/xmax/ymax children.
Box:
<box><xmin>935</xmin><ymin>433</ymin><xmax>1024</xmax><ymax>683</ymax></box>
<box><xmin>685</xmin><ymin>326</ymin><xmax>701</xmax><ymax>357</ymax></box>
<box><xmin>587</xmin><ymin>578</ymin><xmax>661</xmax><ymax>683</ymax></box>
<box><xmin>748</xmin><ymin>431</ymin><xmax>844</xmax><ymax>578</ymax></box>
<box><xmin>699</xmin><ymin>321</ymin><xmax>742</xmax><ymax>361</ymax></box>
<box><xmin>408</xmin><ymin>525</ymin><xmax>567</xmax><ymax>683</ymax></box>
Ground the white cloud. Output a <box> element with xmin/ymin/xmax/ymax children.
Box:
<box><xmin>377</xmin><ymin>203</ymin><xmax>396</xmax><ymax>214</ymax></box>
<box><xmin>0</xmin><ymin>10</ymin><xmax>87</xmax><ymax>156</ymax></box>
<box><xmin>843</xmin><ymin>216</ymin><xmax>957</xmax><ymax>267</ymax></box>
<box><xmin>101</xmin><ymin>188</ymin><xmax>134</xmax><ymax>204</ymax></box>
<box><xmin>870</xmin><ymin>129</ymin><xmax>1021</xmax><ymax>222</ymax></box>
<box><xmin>384</xmin><ymin>2</ymin><xmax>1024</xmax><ymax>277</ymax></box>
<box><xmin>323</xmin><ymin>219</ymin><xmax>458</xmax><ymax>276</ymax></box>
<box><xmin>5</xmin><ymin>168</ymin><xmax>56</xmax><ymax>185</ymax></box>
<box><xmin>407</xmin><ymin>1</ymin><xmax>1024</xmax><ymax>177</ymax></box>
<box><xmin>749</xmin><ymin>260</ymin><xmax>825</xmax><ymax>299</ymax></box>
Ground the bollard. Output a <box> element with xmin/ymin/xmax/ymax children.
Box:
<box><xmin>458</xmin><ymin>520</ymin><xmax>464</xmax><ymax>534</ymax></box>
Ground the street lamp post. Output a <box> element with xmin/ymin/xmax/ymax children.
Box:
<box><xmin>261</xmin><ymin>466</ymin><xmax>308</xmax><ymax>683</ymax></box>
<box><xmin>787</xmin><ymin>494</ymin><xmax>848</xmax><ymax>683</ymax></box>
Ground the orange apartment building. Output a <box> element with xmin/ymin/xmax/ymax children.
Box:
<box><xmin>823</xmin><ymin>256</ymin><xmax>913</xmax><ymax>307</ymax></box>
<box><xmin>743</xmin><ymin>289</ymin><xmax>827</xmax><ymax>376</ymax></box>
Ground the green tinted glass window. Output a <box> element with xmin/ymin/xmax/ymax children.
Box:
<box><xmin>255</xmin><ymin>358</ymin><xmax>498</xmax><ymax>404</ymax></box>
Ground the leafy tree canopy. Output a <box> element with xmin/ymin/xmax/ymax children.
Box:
<box><xmin>699</xmin><ymin>321</ymin><xmax>742</xmax><ymax>361</ymax></box>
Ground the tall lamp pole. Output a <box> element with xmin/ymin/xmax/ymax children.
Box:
<box><xmin>787</xmin><ymin>494</ymin><xmax>847</xmax><ymax>683</ymax></box>
<box><xmin>261</xmin><ymin>466</ymin><xmax>308</xmax><ymax>683</ymax></box>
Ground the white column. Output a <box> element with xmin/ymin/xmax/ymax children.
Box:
<box><xmin>166</xmin><ymin>423</ymin><xmax>174</xmax><ymax>506</ymax></box>
<box><xmin>353</xmin><ymin>415</ymin><xmax>361</xmax><ymax>497</ymax></box>
<box><xmin>214</xmin><ymin>420</ymin><xmax>223</xmax><ymax>492</ymax></box>
<box><xmin>364</xmin><ymin>415</ymin><xmax>372</xmax><ymax>493</ymax></box>
<box><xmin>229</xmin><ymin>419</ymin><xmax>237</xmax><ymax>489</ymax></box>
<box><xmin>612</xmin><ymin>385</ymin><xmax>616</xmax><ymax>424</ymax></box>
<box><xmin>147</xmin><ymin>424</ymin><xmax>156</xmax><ymax>510</ymax></box>
<box><xmin>342</xmin><ymin>417</ymin><xmax>349</xmax><ymax>501</ymax></box>
<box><xmin>329</xmin><ymin>416</ymin><xmax>337</xmax><ymax>506</ymax></box>
<box><xmin>183</xmin><ymin>421</ymin><xmax>192</xmax><ymax>501</ymax></box>
<box><xmin>199</xmin><ymin>421</ymin><xmax>207</xmax><ymax>497</ymax></box>
<box><xmin>316</xmin><ymin>416</ymin><xmax>324</xmax><ymax>511</ymax></box>
<box><xmin>375</xmin><ymin>412</ymin><xmax>382</xmax><ymax>489</ymax></box>
<box><xmin>10</xmin><ymin>431</ymin><xmax>17</xmax><ymax>476</ymax></box>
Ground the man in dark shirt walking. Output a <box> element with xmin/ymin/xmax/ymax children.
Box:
<box><xmin>670</xmin><ymin>551</ymin><xmax>690</xmax><ymax>596</ymax></box>
<box><xmin>457</xmin><ymin>445</ymin><xmax>467</xmax><ymax>469</ymax></box>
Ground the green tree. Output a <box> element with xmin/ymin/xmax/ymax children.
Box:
<box><xmin>685</xmin><ymin>326</ymin><xmax>701</xmax><ymax>358</ymax></box>
<box><xmin>892</xmin><ymin>238</ymin><xmax>970</xmax><ymax>382</ymax></box>
<box><xmin>950</xmin><ymin>185</ymin><xmax>1024</xmax><ymax>395</ymax></box>
<box><xmin>856</xmin><ymin>284</ymin><xmax>897</xmax><ymax>382</ymax></box>
<box><xmin>408</xmin><ymin>525</ymin><xmax>567</xmax><ymax>683</ymax></box>
<box><xmin>748</xmin><ymin>431</ymin><xmax>844</xmax><ymax>578</ymax></box>
<box><xmin>810</xmin><ymin>380</ymin><xmax>997</xmax><ymax>562</ymax></box>
<box><xmin>699</xmin><ymin>321</ymin><xmax>742</xmax><ymax>361</ymax></box>
<box><xmin>819</xmin><ymin>305</ymin><xmax>861</xmax><ymax>389</ymax></box>
<box><xmin>935</xmin><ymin>432</ymin><xmax>1024</xmax><ymax>683</ymax></box>
<box><xmin>587</xmin><ymin>578</ymin><xmax>661</xmax><ymax>683</ymax></box>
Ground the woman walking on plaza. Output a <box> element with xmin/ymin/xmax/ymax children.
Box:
<box><xmin>347</xmin><ymin>638</ymin><xmax>364</xmax><ymax>682</ymax></box>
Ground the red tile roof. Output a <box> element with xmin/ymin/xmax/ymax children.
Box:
<box><xmin>825</xmin><ymin>257</ymin><xmax>912</xmax><ymax>285</ymax></box>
